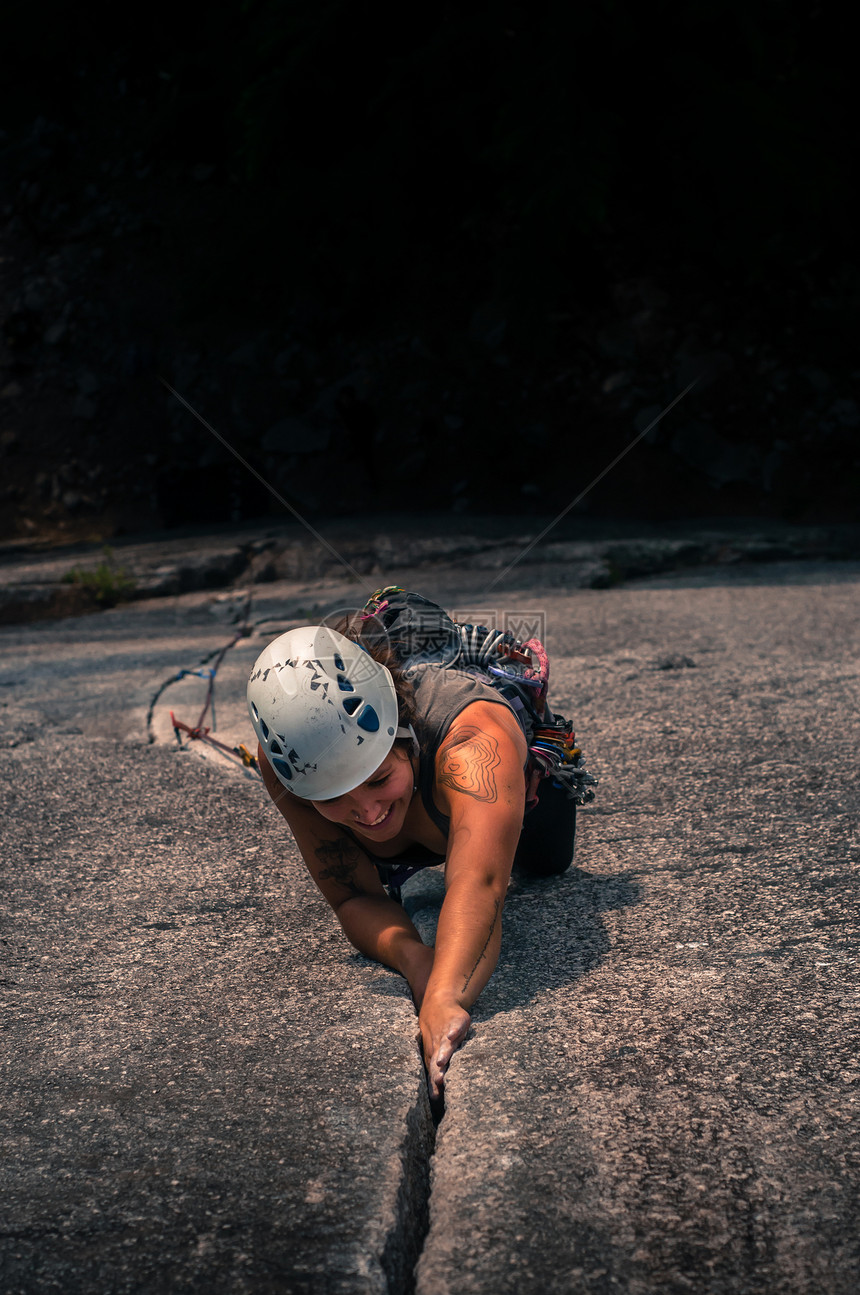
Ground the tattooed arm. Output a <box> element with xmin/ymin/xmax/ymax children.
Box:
<box><xmin>258</xmin><ymin>748</ymin><xmax>434</xmax><ymax>1004</ymax></box>
<box><xmin>419</xmin><ymin>703</ymin><xmax>527</xmax><ymax>1098</ymax></box>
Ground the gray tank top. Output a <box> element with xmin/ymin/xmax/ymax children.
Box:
<box><xmin>341</xmin><ymin>665</ymin><xmax>527</xmax><ymax>885</ymax></box>
<box><xmin>410</xmin><ymin>664</ymin><xmax>523</xmax><ymax>835</ymax></box>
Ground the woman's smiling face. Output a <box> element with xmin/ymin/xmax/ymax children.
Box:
<box><xmin>311</xmin><ymin>746</ymin><xmax>416</xmax><ymax>839</ymax></box>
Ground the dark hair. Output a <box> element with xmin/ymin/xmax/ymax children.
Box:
<box><xmin>331</xmin><ymin>611</ymin><xmax>424</xmax><ymax>754</ymax></box>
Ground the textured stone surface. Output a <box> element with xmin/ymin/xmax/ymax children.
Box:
<box><xmin>2</xmin><ymin>554</ymin><xmax>859</xmax><ymax>1293</ymax></box>
<box><xmin>0</xmin><ymin>717</ymin><xmax>430</xmax><ymax>1292</ymax></box>
<box><xmin>2</xmin><ymin>516</ymin><xmax>859</xmax><ymax>625</ymax></box>
<box><xmin>417</xmin><ymin>566</ymin><xmax>860</xmax><ymax>1295</ymax></box>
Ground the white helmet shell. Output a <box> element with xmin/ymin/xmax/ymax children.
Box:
<box><xmin>247</xmin><ymin>625</ymin><xmax>400</xmax><ymax>800</ymax></box>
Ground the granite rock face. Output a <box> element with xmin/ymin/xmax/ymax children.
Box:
<box><xmin>2</xmin><ymin>554</ymin><xmax>859</xmax><ymax>1293</ymax></box>
<box><xmin>2</xmin><ymin>516</ymin><xmax>859</xmax><ymax>626</ymax></box>
<box><xmin>417</xmin><ymin>568</ymin><xmax>860</xmax><ymax>1294</ymax></box>
<box><xmin>1</xmin><ymin>748</ymin><xmax>431</xmax><ymax>1294</ymax></box>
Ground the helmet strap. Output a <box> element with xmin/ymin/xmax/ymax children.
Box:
<box><xmin>396</xmin><ymin>723</ymin><xmax>420</xmax><ymax>760</ymax></box>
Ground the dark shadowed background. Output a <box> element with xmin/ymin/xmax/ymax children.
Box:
<box><xmin>1</xmin><ymin>1</ymin><xmax>856</xmax><ymax>545</ymax></box>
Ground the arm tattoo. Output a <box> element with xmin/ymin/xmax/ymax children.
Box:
<box><xmin>315</xmin><ymin>837</ymin><xmax>364</xmax><ymax>895</ymax></box>
<box><xmin>462</xmin><ymin>897</ymin><xmax>501</xmax><ymax>993</ymax></box>
<box><xmin>438</xmin><ymin>725</ymin><xmax>501</xmax><ymax>803</ymax></box>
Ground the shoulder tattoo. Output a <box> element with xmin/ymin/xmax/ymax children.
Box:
<box><xmin>315</xmin><ymin>836</ymin><xmax>364</xmax><ymax>894</ymax></box>
<box><xmin>438</xmin><ymin>724</ymin><xmax>501</xmax><ymax>804</ymax></box>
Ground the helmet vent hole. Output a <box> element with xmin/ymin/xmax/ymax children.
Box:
<box><xmin>269</xmin><ymin>739</ymin><xmax>282</xmax><ymax>755</ymax></box>
<box><xmin>272</xmin><ymin>757</ymin><xmax>293</xmax><ymax>781</ymax></box>
<box><xmin>337</xmin><ymin>674</ymin><xmax>354</xmax><ymax>692</ymax></box>
<box><xmin>342</xmin><ymin>696</ymin><xmax>362</xmax><ymax>716</ymax></box>
<box><xmin>356</xmin><ymin>704</ymin><xmax>380</xmax><ymax>733</ymax></box>
<box><xmin>334</xmin><ymin>654</ymin><xmax>345</xmax><ymax>671</ymax></box>
<box><xmin>251</xmin><ymin>702</ymin><xmax>259</xmax><ymax>720</ymax></box>
<box><xmin>261</xmin><ymin>719</ymin><xmax>269</xmax><ymax>740</ymax></box>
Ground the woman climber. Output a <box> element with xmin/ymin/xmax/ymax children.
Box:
<box><xmin>246</xmin><ymin>587</ymin><xmax>595</xmax><ymax>1101</ymax></box>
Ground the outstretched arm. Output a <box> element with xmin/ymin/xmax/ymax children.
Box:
<box><xmin>314</xmin><ymin>834</ymin><xmax>435</xmax><ymax>1007</ymax></box>
<box><xmin>419</xmin><ymin>706</ymin><xmax>527</xmax><ymax>1099</ymax></box>
<box><xmin>258</xmin><ymin>748</ymin><xmax>434</xmax><ymax>1005</ymax></box>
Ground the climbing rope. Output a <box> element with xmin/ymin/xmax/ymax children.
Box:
<box><xmin>158</xmin><ymin>618</ymin><xmax>262</xmax><ymax>777</ymax></box>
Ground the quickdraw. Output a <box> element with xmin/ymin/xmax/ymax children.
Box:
<box><xmin>528</xmin><ymin>718</ymin><xmax>597</xmax><ymax>806</ymax></box>
<box><xmin>170</xmin><ymin>710</ymin><xmax>259</xmax><ymax>772</ymax></box>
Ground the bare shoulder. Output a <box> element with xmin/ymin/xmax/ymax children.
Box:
<box><xmin>435</xmin><ymin>701</ymin><xmax>527</xmax><ymax>808</ymax></box>
<box><xmin>440</xmin><ymin>700</ymin><xmax>527</xmax><ymax>760</ymax></box>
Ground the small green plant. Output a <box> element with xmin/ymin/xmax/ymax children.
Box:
<box><xmin>62</xmin><ymin>546</ymin><xmax>136</xmax><ymax>607</ymax></box>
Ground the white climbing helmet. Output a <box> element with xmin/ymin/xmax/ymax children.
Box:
<box><xmin>247</xmin><ymin>625</ymin><xmax>404</xmax><ymax>800</ymax></box>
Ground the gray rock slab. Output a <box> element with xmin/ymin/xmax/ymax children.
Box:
<box><xmin>0</xmin><ymin>616</ymin><xmax>432</xmax><ymax>1291</ymax></box>
<box><xmin>2</xmin><ymin>516</ymin><xmax>859</xmax><ymax>626</ymax></box>
<box><xmin>417</xmin><ymin>567</ymin><xmax>860</xmax><ymax>1295</ymax></box>
<box><xmin>3</xmin><ymin>558</ymin><xmax>860</xmax><ymax>1293</ymax></box>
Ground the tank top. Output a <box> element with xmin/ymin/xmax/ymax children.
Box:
<box><xmin>342</xmin><ymin>664</ymin><xmax>528</xmax><ymax>888</ymax></box>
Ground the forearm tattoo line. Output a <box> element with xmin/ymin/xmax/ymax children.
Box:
<box><xmin>462</xmin><ymin>897</ymin><xmax>501</xmax><ymax>993</ymax></box>
<box><xmin>315</xmin><ymin>837</ymin><xmax>364</xmax><ymax>895</ymax></box>
<box><xmin>438</xmin><ymin>725</ymin><xmax>502</xmax><ymax>803</ymax></box>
